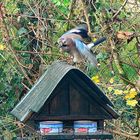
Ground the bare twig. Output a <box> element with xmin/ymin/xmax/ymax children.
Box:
<box><xmin>109</xmin><ymin>38</ymin><xmax>135</xmax><ymax>86</ymax></box>
<box><xmin>108</xmin><ymin>129</ymin><xmax>139</xmax><ymax>140</ymax></box>
<box><xmin>21</xmin><ymin>82</ymin><xmax>30</xmax><ymax>90</ymax></box>
<box><xmin>120</xmin><ymin>60</ymin><xmax>140</xmax><ymax>69</ymax></box>
<box><xmin>0</xmin><ymin>5</ymin><xmax>33</xmax><ymax>85</ymax></box>
<box><xmin>7</xmin><ymin>13</ymin><xmax>81</xmax><ymax>22</ymax></box>
<box><xmin>119</xmin><ymin>75</ymin><xmax>135</xmax><ymax>86</ymax></box>
<box><xmin>112</xmin><ymin>0</ymin><xmax>128</xmax><ymax>19</ymax></box>
<box><xmin>67</xmin><ymin>0</ymin><xmax>76</xmax><ymax>29</ymax></box>
<box><xmin>121</xmin><ymin>119</ymin><xmax>138</xmax><ymax>133</ymax></box>
<box><xmin>4</xmin><ymin>49</ymin><xmax>64</xmax><ymax>57</ymax></box>
<box><xmin>109</xmin><ymin>39</ymin><xmax>124</xmax><ymax>75</ymax></box>
<box><xmin>48</xmin><ymin>0</ymin><xmax>76</xmax><ymax>26</ymax></box>
<box><xmin>81</xmin><ymin>0</ymin><xmax>91</xmax><ymax>34</ymax></box>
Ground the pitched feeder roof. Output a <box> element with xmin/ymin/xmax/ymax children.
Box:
<box><xmin>11</xmin><ymin>61</ymin><xmax>119</xmax><ymax>122</ymax></box>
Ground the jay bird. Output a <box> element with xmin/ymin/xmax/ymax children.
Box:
<box><xmin>58</xmin><ymin>25</ymin><xmax>106</xmax><ymax>67</ymax></box>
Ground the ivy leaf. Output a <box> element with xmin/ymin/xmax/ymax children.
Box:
<box><xmin>2</xmin><ymin>130</ymin><xmax>14</xmax><ymax>140</ymax></box>
<box><xmin>18</xmin><ymin>27</ymin><xmax>28</xmax><ymax>36</ymax></box>
<box><xmin>96</xmin><ymin>52</ymin><xmax>108</xmax><ymax>60</ymax></box>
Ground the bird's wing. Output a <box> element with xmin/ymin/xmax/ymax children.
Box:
<box><xmin>62</xmin><ymin>29</ymin><xmax>89</xmax><ymax>39</ymax></box>
<box><xmin>66</xmin><ymin>24</ymin><xmax>88</xmax><ymax>34</ymax></box>
<box><xmin>74</xmin><ymin>39</ymin><xmax>98</xmax><ymax>67</ymax></box>
<box><xmin>60</xmin><ymin>33</ymin><xmax>83</xmax><ymax>41</ymax></box>
<box><xmin>60</xmin><ymin>24</ymin><xmax>89</xmax><ymax>39</ymax></box>
<box><xmin>65</xmin><ymin>29</ymin><xmax>81</xmax><ymax>34</ymax></box>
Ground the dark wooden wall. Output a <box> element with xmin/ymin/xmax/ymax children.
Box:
<box><xmin>31</xmin><ymin>75</ymin><xmax>111</xmax><ymax>122</ymax></box>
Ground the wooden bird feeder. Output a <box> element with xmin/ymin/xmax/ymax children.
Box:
<box><xmin>11</xmin><ymin>61</ymin><xmax>119</xmax><ymax>139</ymax></box>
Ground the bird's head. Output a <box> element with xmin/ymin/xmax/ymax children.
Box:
<box><xmin>58</xmin><ymin>37</ymin><xmax>75</xmax><ymax>53</ymax></box>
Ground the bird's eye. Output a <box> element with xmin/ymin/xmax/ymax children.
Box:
<box><xmin>63</xmin><ymin>40</ymin><xmax>67</xmax><ymax>44</ymax></box>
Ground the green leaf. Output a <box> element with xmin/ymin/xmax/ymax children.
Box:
<box><xmin>3</xmin><ymin>130</ymin><xmax>14</xmax><ymax>140</ymax></box>
<box><xmin>96</xmin><ymin>52</ymin><xmax>108</xmax><ymax>60</ymax></box>
<box><xmin>18</xmin><ymin>27</ymin><xmax>28</xmax><ymax>35</ymax></box>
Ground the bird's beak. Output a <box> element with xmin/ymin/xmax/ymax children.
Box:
<box><xmin>58</xmin><ymin>38</ymin><xmax>68</xmax><ymax>48</ymax></box>
<box><xmin>60</xmin><ymin>45</ymin><xmax>68</xmax><ymax>48</ymax></box>
<box><xmin>58</xmin><ymin>41</ymin><xmax>64</xmax><ymax>48</ymax></box>
<box><xmin>58</xmin><ymin>41</ymin><xmax>67</xmax><ymax>48</ymax></box>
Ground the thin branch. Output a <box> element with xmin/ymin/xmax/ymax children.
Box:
<box><xmin>120</xmin><ymin>60</ymin><xmax>140</xmax><ymax>69</ymax></box>
<box><xmin>33</xmin><ymin>48</ymin><xmax>47</xmax><ymax>65</ymax></box>
<box><xmin>112</xmin><ymin>0</ymin><xmax>128</xmax><ymax>19</ymax></box>
<box><xmin>0</xmin><ymin>52</ymin><xmax>23</xmax><ymax>76</ymax></box>
<box><xmin>119</xmin><ymin>75</ymin><xmax>135</xmax><ymax>86</ymax></box>
<box><xmin>109</xmin><ymin>39</ymin><xmax>124</xmax><ymax>75</ymax></box>
<box><xmin>90</xmin><ymin>1</ymin><xmax>103</xmax><ymax>29</ymax></box>
<box><xmin>109</xmin><ymin>38</ymin><xmax>135</xmax><ymax>87</ymax></box>
<box><xmin>7</xmin><ymin>13</ymin><xmax>81</xmax><ymax>22</ymax></box>
<box><xmin>0</xmin><ymin>5</ymin><xmax>33</xmax><ymax>85</ymax></box>
<box><xmin>81</xmin><ymin>0</ymin><xmax>91</xmax><ymax>34</ymax></box>
<box><xmin>4</xmin><ymin>50</ymin><xmax>64</xmax><ymax>57</ymax></box>
<box><xmin>121</xmin><ymin>119</ymin><xmax>138</xmax><ymax>133</ymax></box>
<box><xmin>67</xmin><ymin>0</ymin><xmax>76</xmax><ymax>29</ymax></box>
<box><xmin>21</xmin><ymin>82</ymin><xmax>30</xmax><ymax>90</ymax></box>
<box><xmin>107</xmin><ymin>129</ymin><xmax>139</xmax><ymax>140</ymax></box>
<box><xmin>25</xmin><ymin>1</ymin><xmax>54</xmax><ymax>47</ymax></box>
<box><xmin>48</xmin><ymin>0</ymin><xmax>76</xmax><ymax>26</ymax></box>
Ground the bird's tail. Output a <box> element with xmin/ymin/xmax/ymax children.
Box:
<box><xmin>87</xmin><ymin>37</ymin><xmax>106</xmax><ymax>50</ymax></box>
<box><xmin>83</xmin><ymin>48</ymin><xmax>98</xmax><ymax>67</ymax></box>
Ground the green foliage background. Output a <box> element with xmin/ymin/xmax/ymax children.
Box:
<box><xmin>0</xmin><ymin>0</ymin><xmax>140</xmax><ymax>139</ymax></box>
